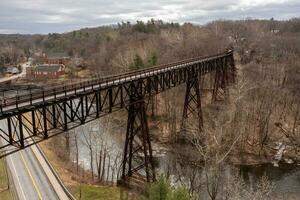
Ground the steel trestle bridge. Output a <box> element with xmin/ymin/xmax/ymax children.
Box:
<box><xmin>0</xmin><ymin>50</ymin><xmax>235</xmax><ymax>183</ymax></box>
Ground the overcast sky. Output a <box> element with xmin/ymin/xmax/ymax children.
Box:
<box><xmin>0</xmin><ymin>0</ymin><xmax>299</xmax><ymax>34</ymax></box>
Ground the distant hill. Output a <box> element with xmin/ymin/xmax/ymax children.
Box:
<box><xmin>0</xmin><ymin>18</ymin><xmax>299</xmax><ymax>76</ymax></box>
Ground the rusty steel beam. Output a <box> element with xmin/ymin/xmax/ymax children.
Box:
<box><xmin>212</xmin><ymin>57</ymin><xmax>230</xmax><ymax>102</ymax></box>
<box><xmin>181</xmin><ymin>72</ymin><xmax>203</xmax><ymax>136</ymax></box>
<box><xmin>120</xmin><ymin>83</ymin><xmax>155</xmax><ymax>184</ymax></box>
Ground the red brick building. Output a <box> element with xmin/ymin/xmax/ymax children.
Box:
<box><xmin>42</xmin><ymin>52</ymin><xmax>70</xmax><ymax>65</ymax></box>
<box><xmin>33</xmin><ymin>64</ymin><xmax>65</xmax><ymax>78</ymax></box>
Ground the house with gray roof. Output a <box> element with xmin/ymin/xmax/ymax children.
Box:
<box><xmin>5</xmin><ymin>66</ymin><xmax>20</xmax><ymax>74</ymax></box>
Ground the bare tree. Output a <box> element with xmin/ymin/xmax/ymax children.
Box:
<box><xmin>190</xmin><ymin>119</ymin><xmax>242</xmax><ymax>200</ymax></box>
<box><xmin>82</xmin><ymin>124</ymin><xmax>95</xmax><ymax>180</ymax></box>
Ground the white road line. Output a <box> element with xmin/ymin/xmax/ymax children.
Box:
<box><xmin>19</xmin><ymin>150</ymin><xmax>44</xmax><ymax>200</ymax></box>
<box><xmin>8</xmin><ymin>155</ymin><xmax>27</xmax><ymax>200</ymax></box>
<box><xmin>26</xmin><ymin>133</ymin><xmax>68</xmax><ymax>200</ymax></box>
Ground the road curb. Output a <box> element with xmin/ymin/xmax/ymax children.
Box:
<box><xmin>33</xmin><ymin>143</ymin><xmax>77</xmax><ymax>200</ymax></box>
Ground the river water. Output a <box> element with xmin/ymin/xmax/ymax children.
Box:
<box><xmin>240</xmin><ymin>163</ymin><xmax>300</xmax><ymax>197</ymax></box>
<box><xmin>67</xmin><ymin>115</ymin><xmax>300</xmax><ymax>199</ymax></box>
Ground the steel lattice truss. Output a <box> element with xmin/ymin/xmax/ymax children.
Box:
<box><xmin>0</xmin><ymin>50</ymin><xmax>235</xmax><ymax>183</ymax></box>
<box><xmin>121</xmin><ymin>98</ymin><xmax>155</xmax><ymax>184</ymax></box>
<box><xmin>181</xmin><ymin>74</ymin><xmax>204</xmax><ymax>135</ymax></box>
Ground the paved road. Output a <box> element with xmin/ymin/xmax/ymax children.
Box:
<box><xmin>0</xmin><ymin>120</ymin><xmax>70</xmax><ymax>200</ymax></box>
<box><xmin>0</xmin><ymin>62</ymin><xmax>30</xmax><ymax>84</ymax></box>
<box><xmin>6</xmin><ymin>147</ymin><xmax>59</xmax><ymax>200</ymax></box>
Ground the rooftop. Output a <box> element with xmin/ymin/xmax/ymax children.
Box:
<box><xmin>6</xmin><ymin>66</ymin><xmax>20</xmax><ymax>74</ymax></box>
<box><xmin>46</xmin><ymin>52</ymin><xmax>70</xmax><ymax>59</ymax></box>
<box><xmin>35</xmin><ymin>64</ymin><xmax>62</xmax><ymax>72</ymax></box>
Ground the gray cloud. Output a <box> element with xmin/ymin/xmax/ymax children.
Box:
<box><xmin>0</xmin><ymin>0</ymin><xmax>299</xmax><ymax>34</ymax></box>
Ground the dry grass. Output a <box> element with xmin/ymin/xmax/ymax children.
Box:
<box><xmin>0</xmin><ymin>158</ymin><xmax>13</xmax><ymax>200</ymax></box>
<box><xmin>39</xmin><ymin>139</ymin><xmax>127</xmax><ymax>199</ymax></box>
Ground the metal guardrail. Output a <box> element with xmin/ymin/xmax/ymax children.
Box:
<box><xmin>0</xmin><ymin>50</ymin><xmax>233</xmax><ymax>113</ymax></box>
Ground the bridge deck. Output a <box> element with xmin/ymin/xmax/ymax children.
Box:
<box><xmin>0</xmin><ymin>50</ymin><xmax>232</xmax><ymax>116</ymax></box>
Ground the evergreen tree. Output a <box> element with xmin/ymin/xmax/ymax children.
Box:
<box><xmin>148</xmin><ymin>176</ymin><xmax>170</xmax><ymax>200</ymax></box>
<box><xmin>130</xmin><ymin>54</ymin><xmax>144</xmax><ymax>70</ymax></box>
<box><xmin>168</xmin><ymin>186</ymin><xmax>191</xmax><ymax>200</ymax></box>
<box><xmin>72</xmin><ymin>31</ymin><xmax>77</xmax><ymax>38</ymax></box>
<box><xmin>141</xmin><ymin>175</ymin><xmax>192</xmax><ymax>200</ymax></box>
<box><xmin>133</xmin><ymin>21</ymin><xmax>147</xmax><ymax>33</ymax></box>
<box><xmin>147</xmin><ymin>52</ymin><xmax>158</xmax><ymax>67</ymax></box>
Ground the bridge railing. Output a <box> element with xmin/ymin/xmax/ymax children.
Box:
<box><xmin>0</xmin><ymin>50</ymin><xmax>233</xmax><ymax>112</ymax></box>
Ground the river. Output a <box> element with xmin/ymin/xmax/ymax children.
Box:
<box><xmin>67</xmin><ymin>115</ymin><xmax>300</xmax><ymax>199</ymax></box>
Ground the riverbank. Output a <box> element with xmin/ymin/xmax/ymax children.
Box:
<box><xmin>38</xmin><ymin>124</ymin><xmax>300</xmax><ymax>200</ymax></box>
<box><xmin>39</xmin><ymin>139</ymin><xmax>132</xmax><ymax>200</ymax></box>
